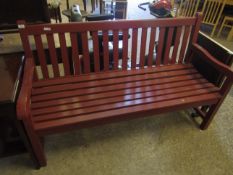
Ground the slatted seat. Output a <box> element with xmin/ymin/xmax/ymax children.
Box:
<box><xmin>16</xmin><ymin>13</ymin><xmax>233</xmax><ymax>168</ymax></box>
<box><xmin>30</xmin><ymin>64</ymin><xmax>221</xmax><ymax>134</ymax></box>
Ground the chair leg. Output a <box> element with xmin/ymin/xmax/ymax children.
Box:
<box><xmin>200</xmin><ymin>103</ymin><xmax>219</xmax><ymax>130</ymax></box>
<box><xmin>227</xmin><ymin>27</ymin><xmax>233</xmax><ymax>41</ymax></box>
<box><xmin>23</xmin><ymin>121</ymin><xmax>47</xmax><ymax>168</ymax></box>
<box><xmin>217</xmin><ymin>17</ymin><xmax>227</xmax><ymax>38</ymax></box>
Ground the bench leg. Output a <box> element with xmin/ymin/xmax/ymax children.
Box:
<box><xmin>200</xmin><ymin>103</ymin><xmax>219</xmax><ymax>130</ymax></box>
<box><xmin>23</xmin><ymin>121</ymin><xmax>47</xmax><ymax>168</ymax></box>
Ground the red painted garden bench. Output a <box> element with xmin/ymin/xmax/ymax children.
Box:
<box><xmin>17</xmin><ymin>13</ymin><xmax>233</xmax><ymax>168</ymax></box>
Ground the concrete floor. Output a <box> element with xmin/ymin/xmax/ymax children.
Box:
<box><xmin>0</xmin><ymin>0</ymin><xmax>233</xmax><ymax>174</ymax></box>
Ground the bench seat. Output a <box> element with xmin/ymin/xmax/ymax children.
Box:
<box><xmin>31</xmin><ymin>64</ymin><xmax>221</xmax><ymax>135</ymax></box>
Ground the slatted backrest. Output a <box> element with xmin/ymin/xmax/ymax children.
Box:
<box><xmin>201</xmin><ymin>0</ymin><xmax>225</xmax><ymax>26</ymax></box>
<box><xmin>178</xmin><ymin>0</ymin><xmax>201</xmax><ymax>17</ymax></box>
<box><xmin>18</xmin><ymin>13</ymin><xmax>202</xmax><ymax>81</ymax></box>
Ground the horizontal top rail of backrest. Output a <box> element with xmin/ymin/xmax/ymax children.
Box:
<box><xmin>18</xmin><ymin>17</ymin><xmax>197</xmax><ymax>35</ymax></box>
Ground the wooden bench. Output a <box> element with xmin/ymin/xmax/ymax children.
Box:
<box><xmin>17</xmin><ymin>13</ymin><xmax>233</xmax><ymax>168</ymax></box>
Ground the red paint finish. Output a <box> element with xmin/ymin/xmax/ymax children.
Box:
<box><xmin>16</xmin><ymin>13</ymin><xmax>233</xmax><ymax>168</ymax></box>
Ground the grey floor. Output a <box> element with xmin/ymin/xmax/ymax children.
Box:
<box><xmin>0</xmin><ymin>0</ymin><xmax>233</xmax><ymax>174</ymax></box>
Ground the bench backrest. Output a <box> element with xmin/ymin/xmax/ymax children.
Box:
<box><xmin>18</xmin><ymin>13</ymin><xmax>202</xmax><ymax>80</ymax></box>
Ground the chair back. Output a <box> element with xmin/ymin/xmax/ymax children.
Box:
<box><xmin>201</xmin><ymin>0</ymin><xmax>226</xmax><ymax>36</ymax></box>
<box><xmin>178</xmin><ymin>0</ymin><xmax>201</xmax><ymax>17</ymax></box>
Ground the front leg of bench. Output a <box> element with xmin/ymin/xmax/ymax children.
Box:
<box><xmin>190</xmin><ymin>43</ymin><xmax>233</xmax><ymax>129</ymax></box>
<box><xmin>17</xmin><ymin>57</ymin><xmax>47</xmax><ymax>168</ymax></box>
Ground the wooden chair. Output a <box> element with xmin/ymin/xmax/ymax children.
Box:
<box><xmin>201</xmin><ymin>0</ymin><xmax>226</xmax><ymax>37</ymax></box>
<box><xmin>48</xmin><ymin>3</ymin><xmax>62</xmax><ymax>23</ymax></box>
<box><xmin>177</xmin><ymin>0</ymin><xmax>201</xmax><ymax>17</ymax></box>
<box><xmin>217</xmin><ymin>16</ymin><xmax>233</xmax><ymax>41</ymax></box>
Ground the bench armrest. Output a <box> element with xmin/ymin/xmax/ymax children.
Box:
<box><xmin>17</xmin><ymin>57</ymin><xmax>35</xmax><ymax>120</ymax></box>
<box><xmin>191</xmin><ymin>43</ymin><xmax>233</xmax><ymax>78</ymax></box>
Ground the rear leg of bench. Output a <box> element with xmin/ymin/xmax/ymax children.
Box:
<box><xmin>23</xmin><ymin>121</ymin><xmax>47</xmax><ymax>168</ymax></box>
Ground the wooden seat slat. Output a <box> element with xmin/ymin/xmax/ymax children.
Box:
<box><xmin>32</xmin><ymin>64</ymin><xmax>193</xmax><ymax>88</ymax></box>
<box><xmin>32</xmin><ymin>88</ymin><xmax>220</xmax><ymax>123</ymax></box>
<box><xmin>31</xmin><ymin>78</ymin><xmax>208</xmax><ymax>109</ymax></box>
<box><xmin>31</xmin><ymin>73</ymin><xmax>203</xmax><ymax>103</ymax></box>
<box><xmin>32</xmin><ymin>67</ymin><xmax>198</xmax><ymax>95</ymax></box>
<box><xmin>34</xmin><ymin>93</ymin><xmax>221</xmax><ymax>134</ymax></box>
<box><xmin>31</xmin><ymin>83</ymin><xmax>218</xmax><ymax>116</ymax></box>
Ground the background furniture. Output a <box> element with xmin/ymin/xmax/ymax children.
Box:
<box><xmin>201</xmin><ymin>0</ymin><xmax>233</xmax><ymax>37</ymax></box>
<box><xmin>0</xmin><ymin>0</ymin><xmax>50</xmax><ymax>32</ymax></box>
<box><xmin>100</xmin><ymin>0</ymin><xmax>127</xmax><ymax>18</ymax></box>
<box><xmin>48</xmin><ymin>3</ymin><xmax>62</xmax><ymax>23</ymax></box>
<box><xmin>201</xmin><ymin>0</ymin><xmax>226</xmax><ymax>37</ymax></box>
<box><xmin>177</xmin><ymin>0</ymin><xmax>201</xmax><ymax>17</ymax></box>
<box><xmin>217</xmin><ymin>16</ymin><xmax>233</xmax><ymax>41</ymax></box>
<box><xmin>0</xmin><ymin>54</ymin><xmax>25</xmax><ymax>157</ymax></box>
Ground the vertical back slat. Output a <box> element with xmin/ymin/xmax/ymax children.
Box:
<box><xmin>46</xmin><ymin>34</ymin><xmax>60</xmax><ymax>77</ymax></box>
<box><xmin>156</xmin><ymin>27</ymin><xmax>165</xmax><ymax>66</ymax></box>
<box><xmin>103</xmin><ymin>30</ymin><xmax>110</xmax><ymax>71</ymax></box>
<box><xmin>209</xmin><ymin>1</ymin><xmax>217</xmax><ymax>23</ymax></box>
<box><xmin>163</xmin><ymin>27</ymin><xmax>174</xmax><ymax>65</ymax></box>
<box><xmin>207</xmin><ymin>1</ymin><xmax>214</xmax><ymax>22</ymax></box>
<box><xmin>170</xmin><ymin>26</ymin><xmax>182</xmax><ymax>64</ymax></box>
<box><xmin>131</xmin><ymin>28</ymin><xmax>138</xmax><ymax>69</ymax></box>
<box><xmin>211</xmin><ymin>1</ymin><xmax>220</xmax><ymax>24</ymax></box>
<box><xmin>122</xmin><ymin>29</ymin><xmax>128</xmax><ymax>70</ymax></box>
<box><xmin>204</xmin><ymin>1</ymin><xmax>211</xmax><ymax>21</ymax></box>
<box><xmin>113</xmin><ymin>30</ymin><xmax>119</xmax><ymax>70</ymax></box>
<box><xmin>34</xmin><ymin>35</ymin><xmax>49</xmax><ymax>79</ymax></box>
<box><xmin>139</xmin><ymin>28</ymin><xmax>147</xmax><ymax>68</ymax></box>
<box><xmin>92</xmin><ymin>31</ymin><xmax>100</xmax><ymax>72</ymax></box>
<box><xmin>178</xmin><ymin>25</ymin><xmax>191</xmax><ymax>63</ymax></box>
<box><xmin>187</xmin><ymin>0</ymin><xmax>194</xmax><ymax>16</ymax></box>
<box><xmin>147</xmin><ymin>27</ymin><xmax>156</xmax><ymax>67</ymax></box>
<box><xmin>70</xmin><ymin>32</ymin><xmax>81</xmax><ymax>75</ymax></box>
<box><xmin>184</xmin><ymin>0</ymin><xmax>190</xmax><ymax>16</ymax></box>
<box><xmin>58</xmin><ymin>33</ymin><xmax>71</xmax><ymax>75</ymax></box>
<box><xmin>81</xmin><ymin>32</ymin><xmax>91</xmax><ymax>73</ymax></box>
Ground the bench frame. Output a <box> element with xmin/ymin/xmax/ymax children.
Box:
<box><xmin>17</xmin><ymin>13</ymin><xmax>233</xmax><ymax>168</ymax></box>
